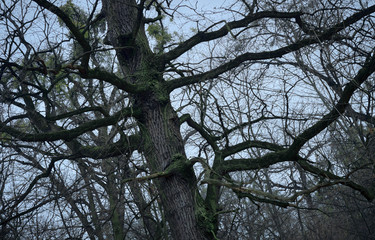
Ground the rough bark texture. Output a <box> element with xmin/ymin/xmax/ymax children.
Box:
<box><xmin>138</xmin><ymin>101</ymin><xmax>206</xmax><ymax>240</ymax></box>
<box><xmin>102</xmin><ymin>0</ymin><xmax>207</xmax><ymax>239</ymax></box>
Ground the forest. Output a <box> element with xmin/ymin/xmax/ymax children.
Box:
<box><xmin>0</xmin><ymin>0</ymin><xmax>375</xmax><ymax>239</ymax></box>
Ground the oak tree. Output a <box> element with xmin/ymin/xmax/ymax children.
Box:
<box><xmin>1</xmin><ymin>0</ymin><xmax>375</xmax><ymax>239</ymax></box>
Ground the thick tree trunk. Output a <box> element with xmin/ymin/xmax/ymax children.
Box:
<box><xmin>138</xmin><ymin>101</ymin><xmax>206</xmax><ymax>240</ymax></box>
<box><xmin>102</xmin><ymin>0</ymin><xmax>208</xmax><ymax>239</ymax></box>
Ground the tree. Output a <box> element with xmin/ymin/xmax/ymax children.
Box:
<box><xmin>1</xmin><ymin>0</ymin><xmax>375</xmax><ymax>239</ymax></box>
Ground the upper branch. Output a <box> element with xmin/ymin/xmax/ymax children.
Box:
<box><xmin>181</xmin><ymin>114</ymin><xmax>220</xmax><ymax>152</ymax></box>
<box><xmin>161</xmin><ymin>10</ymin><xmax>303</xmax><ymax>63</ymax></box>
<box><xmin>222</xmin><ymin>140</ymin><xmax>284</xmax><ymax>158</ymax></box>
<box><xmin>218</xmin><ymin>150</ymin><xmax>288</xmax><ymax>174</ymax></box>
<box><xmin>288</xmin><ymin>51</ymin><xmax>375</xmax><ymax>155</ymax></box>
<box><xmin>32</xmin><ymin>0</ymin><xmax>91</xmax><ymax>66</ymax></box>
<box><xmin>166</xmin><ymin>4</ymin><xmax>375</xmax><ymax>92</ymax></box>
<box><xmin>166</xmin><ymin>37</ymin><xmax>319</xmax><ymax>91</ymax></box>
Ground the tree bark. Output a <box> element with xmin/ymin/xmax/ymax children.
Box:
<box><xmin>102</xmin><ymin>0</ymin><xmax>208</xmax><ymax>239</ymax></box>
<box><xmin>137</xmin><ymin>101</ymin><xmax>206</xmax><ymax>240</ymax></box>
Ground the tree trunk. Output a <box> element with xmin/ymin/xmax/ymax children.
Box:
<box><xmin>102</xmin><ymin>0</ymin><xmax>208</xmax><ymax>239</ymax></box>
<box><xmin>137</xmin><ymin>101</ymin><xmax>206</xmax><ymax>240</ymax></box>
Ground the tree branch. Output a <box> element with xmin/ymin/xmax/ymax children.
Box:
<box><xmin>297</xmin><ymin>158</ymin><xmax>374</xmax><ymax>201</ymax></box>
<box><xmin>83</xmin><ymin>67</ymin><xmax>146</xmax><ymax>93</ymax></box>
<box><xmin>288</xmin><ymin>51</ymin><xmax>375</xmax><ymax>155</ymax></box>
<box><xmin>77</xmin><ymin>134</ymin><xmax>142</xmax><ymax>159</ymax></box>
<box><xmin>222</xmin><ymin>140</ymin><xmax>284</xmax><ymax>158</ymax></box>
<box><xmin>218</xmin><ymin>150</ymin><xmax>288</xmax><ymax>174</ymax></box>
<box><xmin>32</xmin><ymin>0</ymin><xmax>91</xmax><ymax>67</ymax></box>
<box><xmin>0</xmin><ymin>108</ymin><xmax>138</xmax><ymax>142</ymax></box>
<box><xmin>166</xmin><ymin>4</ymin><xmax>375</xmax><ymax>92</ymax></box>
<box><xmin>161</xmin><ymin>10</ymin><xmax>303</xmax><ymax>63</ymax></box>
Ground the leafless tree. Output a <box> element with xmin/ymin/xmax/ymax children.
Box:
<box><xmin>1</xmin><ymin>0</ymin><xmax>375</xmax><ymax>239</ymax></box>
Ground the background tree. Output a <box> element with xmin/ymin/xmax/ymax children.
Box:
<box><xmin>1</xmin><ymin>0</ymin><xmax>375</xmax><ymax>239</ymax></box>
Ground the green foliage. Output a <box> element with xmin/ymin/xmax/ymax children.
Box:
<box><xmin>0</xmin><ymin>132</ymin><xmax>11</xmax><ymax>143</ymax></box>
<box><xmin>58</xmin><ymin>0</ymin><xmax>88</xmax><ymax>59</ymax></box>
<box><xmin>59</xmin><ymin>0</ymin><xmax>86</xmax><ymax>31</ymax></box>
<box><xmin>147</xmin><ymin>22</ymin><xmax>172</xmax><ymax>53</ymax></box>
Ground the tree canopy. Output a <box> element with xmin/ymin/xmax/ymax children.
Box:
<box><xmin>1</xmin><ymin>0</ymin><xmax>375</xmax><ymax>239</ymax></box>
